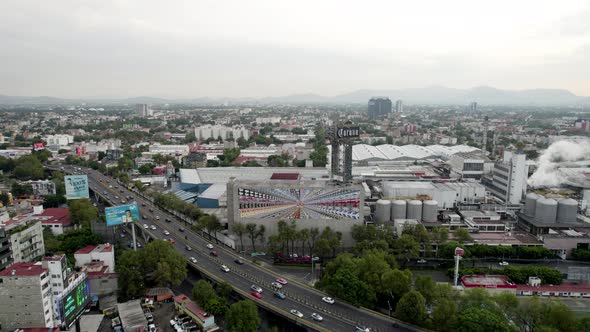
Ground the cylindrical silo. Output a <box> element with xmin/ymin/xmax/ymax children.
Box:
<box><xmin>407</xmin><ymin>200</ymin><xmax>422</xmax><ymax>221</ymax></box>
<box><xmin>557</xmin><ymin>198</ymin><xmax>578</xmax><ymax>223</ymax></box>
<box><xmin>375</xmin><ymin>200</ymin><xmax>391</xmax><ymax>223</ymax></box>
<box><xmin>422</xmin><ymin>200</ymin><xmax>438</xmax><ymax>222</ymax></box>
<box><xmin>535</xmin><ymin>197</ymin><xmax>558</xmax><ymax>224</ymax></box>
<box><xmin>524</xmin><ymin>193</ymin><xmax>539</xmax><ymax>216</ymax></box>
<box><xmin>391</xmin><ymin>200</ymin><xmax>407</xmax><ymax>221</ymax></box>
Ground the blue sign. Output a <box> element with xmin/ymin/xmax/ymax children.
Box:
<box><xmin>105</xmin><ymin>203</ymin><xmax>140</xmax><ymax>227</ymax></box>
<box><xmin>64</xmin><ymin>175</ymin><xmax>89</xmax><ymax>200</ymax></box>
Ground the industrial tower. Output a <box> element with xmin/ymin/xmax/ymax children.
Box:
<box><xmin>327</xmin><ymin>121</ymin><xmax>359</xmax><ymax>183</ymax></box>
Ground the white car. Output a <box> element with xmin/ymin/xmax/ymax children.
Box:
<box><xmin>311</xmin><ymin>313</ymin><xmax>323</xmax><ymax>322</ymax></box>
<box><xmin>163</xmin><ymin>230</ymin><xmax>170</xmax><ymax>236</ymax></box>
<box><xmin>417</xmin><ymin>259</ymin><xmax>427</xmax><ymax>264</ymax></box>
<box><xmin>143</xmin><ymin>224</ymin><xmax>149</xmax><ymax>229</ymax></box>
<box><xmin>322</xmin><ymin>297</ymin><xmax>335</xmax><ymax>304</ymax></box>
<box><xmin>190</xmin><ymin>257</ymin><xmax>197</xmax><ymax>264</ymax></box>
<box><xmin>220</xmin><ymin>265</ymin><xmax>230</xmax><ymax>273</ymax></box>
<box><xmin>251</xmin><ymin>285</ymin><xmax>263</xmax><ymax>293</ymax></box>
<box><xmin>271</xmin><ymin>282</ymin><xmax>283</xmax><ymax>289</ymax></box>
<box><xmin>206</xmin><ymin>243</ymin><xmax>214</xmax><ymax>249</ymax></box>
<box><xmin>290</xmin><ymin>309</ymin><xmax>303</xmax><ymax>318</ymax></box>
<box><xmin>499</xmin><ymin>261</ymin><xmax>509</xmax><ymax>266</ymax></box>
<box><xmin>150</xmin><ymin>225</ymin><xmax>156</xmax><ymax>231</ymax></box>
<box><xmin>155</xmin><ymin>216</ymin><xmax>160</xmax><ymax>220</ymax></box>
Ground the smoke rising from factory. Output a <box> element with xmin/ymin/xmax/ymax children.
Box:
<box><xmin>528</xmin><ymin>140</ymin><xmax>590</xmax><ymax>187</ymax></box>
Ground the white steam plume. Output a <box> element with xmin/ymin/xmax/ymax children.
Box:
<box><xmin>528</xmin><ymin>140</ymin><xmax>590</xmax><ymax>187</ymax></box>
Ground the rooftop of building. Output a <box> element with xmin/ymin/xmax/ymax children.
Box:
<box><xmin>462</xmin><ymin>274</ymin><xmax>517</xmax><ymax>289</ymax></box>
<box><xmin>460</xmin><ymin>210</ymin><xmax>502</xmax><ymax>219</ymax></box>
<box><xmin>117</xmin><ymin>300</ymin><xmax>148</xmax><ymax>332</ymax></box>
<box><xmin>180</xmin><ymin>167</ymin><xmax>328</xmax><ymax>185</ymax></box>
<box><xmin>351</xmin><ymin>144</ymin><xmax>480</xmax><ymax>161</ymax></box>
<box><xmin>468</xmin><ymin>231</ymin><xmax>542</xmax><ymax>245</ymax></box>
<box><xmin>0</xmin><ymin>262</ymin><xmax>46</xmax><ymax>277</ymax></box>
<box><xmin>74</xmin><ymin>243</ymin><xmax>113</xmax><ymax>255</ymax></box>
<box><xmin>516</xmin><ymin>282</ymin><xmax>590</xmax><ymax>293</ymax></box>
<box><xmin>42</xmin><ymin>253</ymin><xmax>65</xmax><ymax>262</ymax></box>
<box><xmin>174</xmin><ymin>293</ymin><xmax>211</xmax><ymax>322</ymax></box>
<box><xmin>37</xmin><ymin>207</ymin><xmax>71</xmax><ymax>225</ymax></box>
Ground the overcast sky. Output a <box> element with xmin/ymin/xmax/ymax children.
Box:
<box><xmin>1</xmin><ymin>0</ymin><xmax>589</xmax><ymax>98</ymax></box>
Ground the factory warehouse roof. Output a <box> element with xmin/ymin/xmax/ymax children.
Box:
<box><xmin>349</xmin><ymin>144</ymin><xmax>481</xmax><ymax>162</ymax></box>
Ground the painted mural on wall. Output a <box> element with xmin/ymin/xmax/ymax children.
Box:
<box><xmin>238</xmin><ymin>187</ymin><xmax>361</xmax><ymax>220</ymax></box>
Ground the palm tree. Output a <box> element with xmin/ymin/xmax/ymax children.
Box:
<box><xmin>256</xmin><ymin>225</ymin><xmax>266</xmax><ymax>250</ymax></box>
<box><xmin>298</xmin><ymin>229</ymin><xmax>310</xmax><ymax>256</ymax></box>
<box><xmin>308</xmin><ymin>227</ymin><xmax>319</xmax><ymax>256</ymax></box>
<box><xmin>231</xmin><ymin>223</ymin><xmax>247</xmax><ymax>252</ymax></box>
<box><xmin>246</xmin><ymin>223</ymin><xmax>258</xmax><ymax>252</ymax></box>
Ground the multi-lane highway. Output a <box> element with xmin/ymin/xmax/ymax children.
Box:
<box><xmin>55</xmin><ymin>165</ymin><xmax>417</xmax><ymax>332</ymax></box>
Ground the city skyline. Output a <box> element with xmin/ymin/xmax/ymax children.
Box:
<box><xmin>1</xmin><ymin>0</ymin><xmax>589</xmax><ymax>98</ymax></box>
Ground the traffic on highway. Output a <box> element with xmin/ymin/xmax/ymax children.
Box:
<box><xmin>55</xmin><ymin>165</ymin><xmax>412</xmax><ymax>332</ymax></box>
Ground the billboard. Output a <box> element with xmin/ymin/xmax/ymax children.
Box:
<box><xmin>64</xmin><ymin>175</ymin><xmax>90</xmax><ymax>200</ymax></box>
<box><xmin>238</xmin><ymin>186</ymin><xmax>361</xmax><ymax>220</ymax></box>
<box><xmin>56</xmin><ymin>274</ymin><xmax>91</xmax><ymax>328</ymax></box>
<box><xmin>105</xmin><ymin>202</ymin><xmax>140</xmax><ymax>227</ymax></box>
<box><xmin>33</xmin><ymin>142</ymin><xmax>45</xmax><ymax>151</ymax></box>
<box><xmin>336</xmin><ymin>126</ymin><xmax>360</xmax><ymax>139</ymax></box>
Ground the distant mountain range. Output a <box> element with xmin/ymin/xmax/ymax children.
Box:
<box><xmin>2</xmin><ymin>86</ymin><xmax>589</xmax><ymax>106</ymax></box>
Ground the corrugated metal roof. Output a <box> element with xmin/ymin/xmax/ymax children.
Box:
<box><xmin>179</xmin><ymin>168</ymin><xmax>201</xmax><ymax>184</ymax></box>
<box><xmin>351</xmin><ymin>144</ymin><xmax>480</xmax><ymax>161</ymax></box>
<box><xmin>173</xmin><ymin>190</ymin><xmax>199</xmax><ymax>201</ymax></box>
<box><xmin>199</xmin><ymin>183</ymin><xmax>227</xmax><ymax>200</ymax></box>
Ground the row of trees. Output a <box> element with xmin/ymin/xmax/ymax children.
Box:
<box><xmin>319</xmin><ymin>247</ymin><xmax>582</xmax><ymax>331</ymax></box>
<box><xmin>266</xmin><ymin>220</ymin><xmax>342</xmax><ymax>257</ymax></box>
<box><xmin>43</xmin><ymin>227</ymin><xmax>102</xmax><ymax>263</ymax></box>
<box><xmin>439</xmin><ymin>242</ymin><xmax>556</xmax><ymax>260</ymax></box>
<box><xmin>152</xmin><ymin>192</ymin><xmax>203</xmax><ymax>221</ymax></box>
<box><xmin>118</xmin><ymin>240</ymin><xmax>187</xmax><ymax>300</ymax></box>
<box><xmin>230</xmin><ymin>222</ymin><xmax>265</xmax><ymax>252</ymax></box>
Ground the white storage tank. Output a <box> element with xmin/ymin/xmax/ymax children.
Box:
<box><xmin>422</xmin><ymin>200</ymin><xmax>438</xmax><ymax>222</ymax></box>
<box><xmin>407</xmin><ymin>200</ymin><xmax>422</xmax><ymax>221</ymax></box>
<box><xmin>391</xmin><ymin>200</ymin><xmax>407</xmax><ymax>221</ymax></box>
<box><xmin>524</xmin><ymin>193</ymin><xmax>539</xmax><ymax>217</ymax></box>
<box><xmin>535</xmin><ymin>197</ymin><xmax>558</xmax><ymax>224</ymax></box>
<box><xmin>557</xmin><ymin>198</ymin><xmax>578</xmax><ymax>223</ymax></box>
<box><xmin>375</xmin><ymin>200</ymin><xmax>391</xmax><ymax>223</ymax></box>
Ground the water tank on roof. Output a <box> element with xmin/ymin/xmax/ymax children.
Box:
<box><xmin>524</xmin><ymin>193</ymin><xmax>539</xmax><ymax>217</ymax></box>
<box><xmin>535</xmin><ymin>197</ymin><xmax>557</xmax><ymax>224</ymax></box>
<box><xmin>391</xmin><ymin>200</ymin><xmax>407</xmax><ymax>221</ymax></box>
<box><xmin>422</xmin><ymin>200</ymin><xmax>438</xmax><ymax>222</ymax></box>
<box><xmin>375</xmin><ymin>200</ymin><xmax>391</xmax><ymax>223</ymax></box>
<box><xmin>407</xmin><ymin>200</ymin><xmax>422</xmax><ymax>221</ymax></box>
<box><xmin>557</xmin><ymin>198</ymin><xmax>578</xmax><ymax>223</ymax></box>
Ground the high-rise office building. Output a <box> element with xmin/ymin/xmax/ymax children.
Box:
<box><xmin>469</xmin><ymin>102</ymin><xmax>478</xmax><ymax>113</ymax></box>
<box><xmin>136</xmin><ymin>104</ymin><xmax>152</xmax><ymax>117</ymax></box>
<box><xmin>368</xmin><ymin>97</ymin><xmax>392</xmax><ymax>120</ymax></box>
<box><xmin>395</xmin><ymin>99</ymin><xmax>403</xmax><ymax>113</ymax></box>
